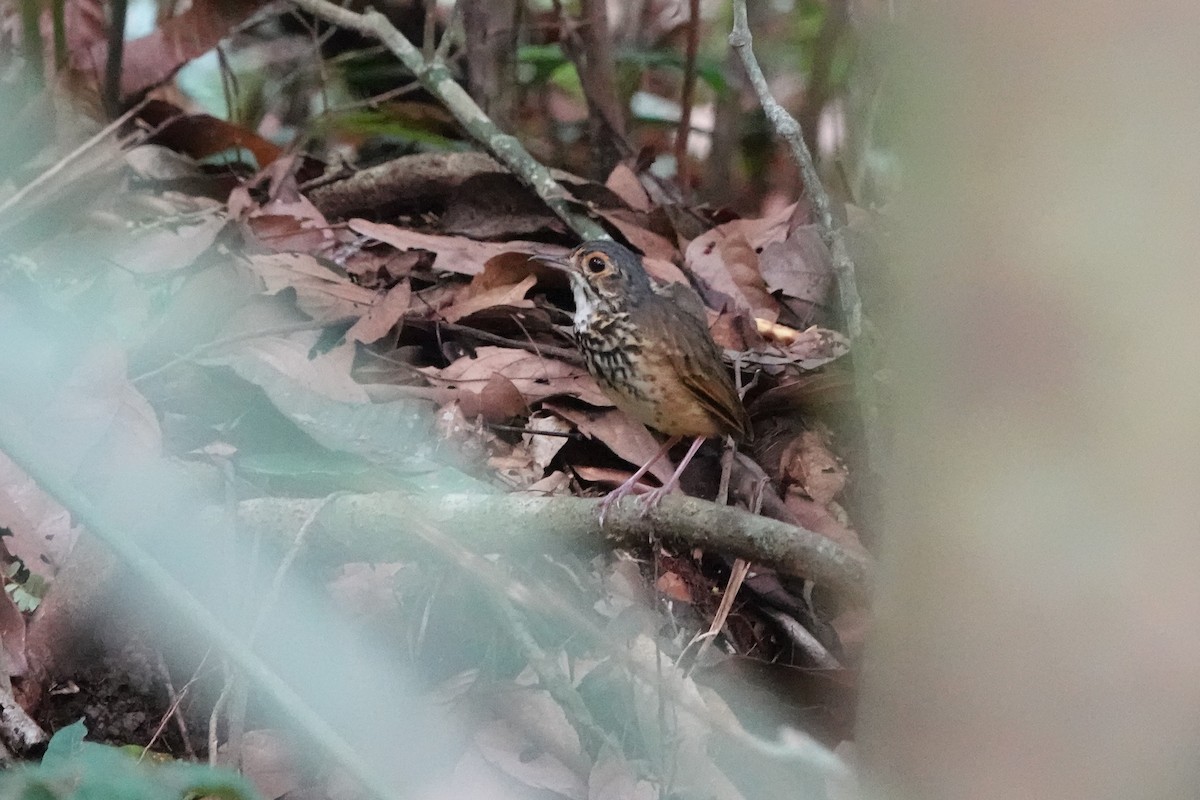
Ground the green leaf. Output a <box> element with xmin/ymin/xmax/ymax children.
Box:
<box><xmin>40</xmin><ymin>719</ymin><xmax>87</xmax><ymax>768</ymax></box>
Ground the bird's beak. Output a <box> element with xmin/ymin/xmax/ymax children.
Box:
<box><xmin>529</xmin><ymin>252</ymin><xmax>572</xmax><ymax>271</ymax></box>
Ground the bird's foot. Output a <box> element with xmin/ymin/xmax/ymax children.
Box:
<box><xmin>597</xmin><ymin>476</ymin><xmax>645</xmax><ymax>526</ymax></box>
<box><xmin>636</xmin><ymin>483</ymin><xmax>677</xmax><ymax>517</ymax></box>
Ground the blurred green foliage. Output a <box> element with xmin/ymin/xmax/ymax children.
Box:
<box><xmin>0</xmin><ymin>720</ymin><xmax>262</xmax><ymax>800</ymax></box>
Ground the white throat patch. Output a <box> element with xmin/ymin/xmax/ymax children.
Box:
<box><xmin>570</xmin><ymin>275</ymin><xmax>597</xmax><ymax>329</ymax></box>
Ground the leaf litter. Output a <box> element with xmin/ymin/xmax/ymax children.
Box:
<box><xmin>1</xmin><ymin>91</ymin><xmax>876</xmax><ymax>798</ymax></box>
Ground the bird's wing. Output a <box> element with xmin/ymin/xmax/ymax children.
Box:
<box><xmin>658</xmin><ymin>305</ymin><xmax>752</xmax><ymax>441</ymax></box>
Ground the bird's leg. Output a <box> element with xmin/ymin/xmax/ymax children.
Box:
<box><xmin>597</xmin><ymin>435</ymin><xmax>681</xmax><ymax>526</ymax></box>
<box><xmin>638</xmin><ymin>436</ymin><xmax>706</xmax><ymax>516</ymax></box>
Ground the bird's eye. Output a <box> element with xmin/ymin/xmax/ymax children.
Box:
<box><xmin>586</xmin><ymin>256</ymin><xmax>607</xmax><ymax>274</ymax></box>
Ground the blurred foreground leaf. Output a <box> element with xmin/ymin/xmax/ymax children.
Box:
<box><xmin>0</xmin><ymin>719</ymin><xmax>262</xmax><ymax>800</ymax></box>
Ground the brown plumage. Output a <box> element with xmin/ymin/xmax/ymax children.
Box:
<box><xmin>534</xmin><ymin>240</ymin><xmax>751</xmax><ymax>521</ymax></box>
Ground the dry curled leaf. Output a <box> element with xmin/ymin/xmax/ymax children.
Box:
<box><xmin>685</xmin><ymin>233</ymin><xmax>778</xmax><ymax>320</ymax></box>
<box><xmin>744</xmin><ymin>325</ymin><xmax>850</xmax><ymax>371</ymax></box>
<box><xmin>781</xmin><ymin>430</ymin><xmax>847</xmax><ymax>506</ymax></box>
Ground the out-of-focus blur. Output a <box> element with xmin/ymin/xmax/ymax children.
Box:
<box><xmin>858</xmin><ymin>2</ymin><xmax>1200</xmax><ymax>799</ymax></box>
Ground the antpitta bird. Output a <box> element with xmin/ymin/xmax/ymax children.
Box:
<box><xmin>535</xmin><ymin>241</ymin><xmax>750</xmax><ymax>523</ymax></box>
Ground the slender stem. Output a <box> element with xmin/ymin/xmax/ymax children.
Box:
<box><xmin>673</xmin><ymin>0</ymin><xmax>701</xmax><ymax>193</ymax></box>
<box><xmin>104</xmin><ymin>0</ymin><xmax>128</xmax><ymax>116</ymax></box>
<box><xmin>729</xmin><ymin>0</ymin><xmax>883</xmax><ymax>476</ymax></box>
<box><xmin>729</xmin><ymin>0</ymin><xmax>862</xmax><ymax>340</ymax></box>
<box><xmin>19</xmin><ymin>0</ymin><xmax>43</xmax><ymax>86</ymax></box>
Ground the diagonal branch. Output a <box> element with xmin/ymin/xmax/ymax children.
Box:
<box><xmin>729</xmin><ymin>0</ymin><xmax>863</xmax><ymax>340</ymax></box>
<box><xmin>290</xmin><ymin>0</ymin><xmax>608</xmax><ymax>242</ymax></box>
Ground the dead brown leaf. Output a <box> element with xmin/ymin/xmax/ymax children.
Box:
<box><xmin>350</xmin><ymin>220</ymin><xmax>550</xmax><ymax>277</ymax></box>
<box><xmin>442</xmin><ymin>274</ymin><xmax>536</xmax><ymax>323</ymax></box>
<box><xmin>524</xmin><ymin>412</ymin><xmax>573</xmax><ymax>473</ymax></box>
<box><xmin>477</xmin><ymin>688</ymin><xmax>589</xmax><ymax>796</ymax></box>
<box><xmin>783</xmin><ymin>493</ymin><xmax>867</xmax><ymax>558</ymax></box>
<box><xmin>209</xmin><ymin>335</ymin><xmax>369</xmax><ymax>404</ymax></box>
<box><xmin>743</xmin><ymin>325</ymin><xmax>850</xmax><ymax>371</ymax></box>
<box><xmin>780</xmin><ymin>430</ymin><xmax>847</xmax><ymax>506</ymax></box>
<box><xmin>0</xmin><ymin>588</ymin><xmax>27</xmax><ymax>677</ymax></box>
<box><xmin>601</xmin><ymin>212</ymin><xmax>678</xmax><ymax>263</ymax></box>
<box><xmin>244</xmin><ymin>252</ymin><xmax>376</xmax><ymax>323</ymax></box>
<box><xmin>685</xmin><ymin>232</ymin><xmax>778</xmax><ymax>320</ymax></box>
<box><xmin>427</xmin><ymin>347</ymin><xmax>610</xmax><ymax>409</ymax></box>
<box><xmin>78</xmin><ymin>1</ymin><xmax>266</xmax><ymax>98</ymax></box>
<box><xmin>604</xmin><ymin>163</ymin><xmax>652</xmax><ymax>212</ymax></box>
<box><xmin>542</xmin><ymin>402</ymin><xmax>675</xmax><ymax>485</ymax></box>
<box><xmin>327</xmin><ymin>563</ymin><xmax>405</xmax><ymax>618</ymax></box>
<box><xmin>519</xmin><ymin>470</ymin><xmax>572</xmax><ymax>495</ymax></box>
<box><xmin>642</xmin><ymin>257</ymin><xmax>691</xmax><ymax>288</ymax></box>
<box><xmin>747</xmin><ymin>370</ymin><xmax>855</xmax><ymax>416</ymax></box>
<box><xmin>347</xmin><ymin>279</ymin><xmax>412</xmax><ymax>344</ymax></box>
<box><xmin>41</xmin><ymin>346</ymin><xmax>163</xmax><ymax>476</ymax></box>
<box><xmin>758</xmin><ymin>224</ymin><xmax>833</xmax><ymax>306</ymax></box>
<box><xmin>0</xmin><ymin>453</ymin><xmax>81</xmax><ymax>580</ymax></box>
<box><xmin>589</xmin><ymin>747</ymin><xmax>659</xmax><ymax>800</ymax></box>
<box><xmin>475</xmin><ymin>373</ymin><xmax>529</xmax><ymax>421</ymax></box>
<box><xmin>221</xmin><ymin>729</ymin><xmax>301</xmax><ymax>800</ymax></box>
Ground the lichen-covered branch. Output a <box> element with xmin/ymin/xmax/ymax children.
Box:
<box><xmin>237</xmin><ymin>492</ymin><xmax>873</xmax><ymax>605</ymax></box>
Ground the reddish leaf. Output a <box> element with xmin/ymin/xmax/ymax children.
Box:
<box><xmin>655</xmin><ymin>572</ymin><xmax>693</xmax><ymax>604</ymax></box>
<box><xmin>142</xmin><ymin>101</ymin><xmax>284</xmax><ymax>168</ymax></box>
<box><xmin>347</xmin><ymin>279</ymin><xmax>413</xmax><ymax>345</ymax></box>
<box><xmin>604</xmin><ymin>163</ymin><xmax>652</xmax><ymax>212</ymax></box>
<box><xmin>442</xmin><ymin>274</ymin><xmax>537</xmax><ymax>323</ymax></box>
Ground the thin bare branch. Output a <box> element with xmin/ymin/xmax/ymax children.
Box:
<box><xmin>674</xmin><ymin>0</ymin><xmax>701</xmax><ymax>193</ymax></box>
<box><xmin>290</xmin><ymin>0</ymin><xmax>608</xmax><ymax>241</ymax></box>
<box><xmin>729</xmin><ymin>0</ymin><xmax>883</xmax><ymax>474</ymax></box>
